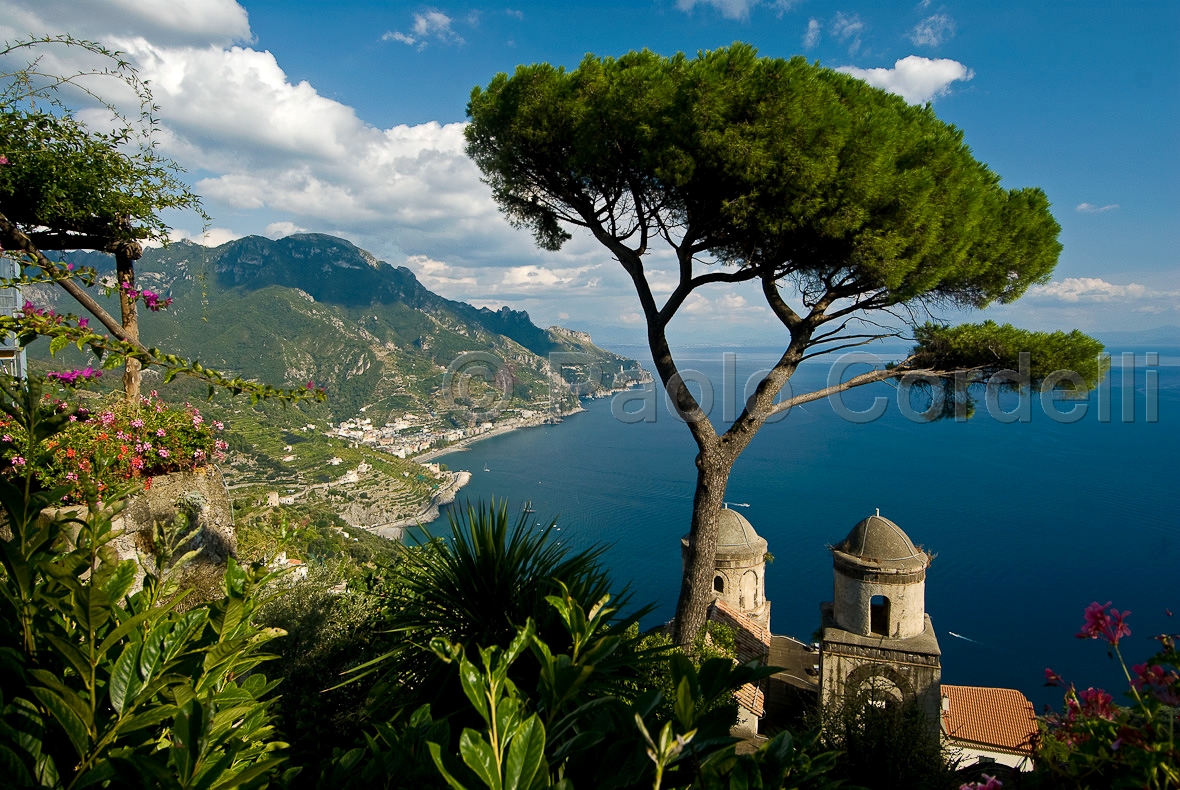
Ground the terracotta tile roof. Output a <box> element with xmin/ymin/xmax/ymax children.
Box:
<box><xmin>708</xmin><ymin>599</ymin><xmax>771</xmax><ymax>717</ymax></box>
<box><xmin>709</xmin><ymin>599</ymin><xmax>771</xmax><ymax>663</ymax></box>
<box><xmin>941</xmin><ymin>685</ymin><xmax>1037</xmax><ymax>754</ymax></box>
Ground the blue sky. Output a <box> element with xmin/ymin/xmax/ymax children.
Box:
<box><xmin>2</xmin><ymin>0</ymin><xmax>1177</xmax><ymax>343</ymax></box>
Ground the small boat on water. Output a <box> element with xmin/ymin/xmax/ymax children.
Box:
<box><xmin>483</xmin><ymin>463</ymin><xmax>490</xmax><ymax>472</ymax></box>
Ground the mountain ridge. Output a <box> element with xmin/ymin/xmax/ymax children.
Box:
<box><xmin>33</xmin><ymin>233</ymin><xmax>646</xmax><ymax>423</ymax></box>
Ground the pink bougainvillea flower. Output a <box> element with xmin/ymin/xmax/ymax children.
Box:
<box><xmin>1077</xmin><ymin>601</ymin><xmax>1131</xmax><ymax>646</ymax></box>
<box><xmin>77</xmin><ymin>317</ymin><xmax>88</xmax><ymax>328</ymax></box>
<box><xmin>0</xmin><ymin>155</ymin><xmax>9</xmax><ymax>165</ymax></box>
<box><xmin>960</xmin><ymin>776</ymin><xmax>1002</xmax><ymax>790</ymax></box>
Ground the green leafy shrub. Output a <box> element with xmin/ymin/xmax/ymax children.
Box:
<box><xmin>0</xmin><ymin>377</ymin><xmax>289</xmax><ymax>788</ymax></box>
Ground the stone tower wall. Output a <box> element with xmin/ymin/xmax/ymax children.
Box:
<box><xmin>833</xmin><ymin>571</ymin><xmax>926</xmax><ymax>639</ymax></box>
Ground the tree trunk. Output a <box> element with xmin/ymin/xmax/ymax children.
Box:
<box><xmin>671</xmin><ymin>448</ymin><xmax>732</xmax><ymax>647</ymax></box>
<box><xmin>115</xmin><ymin>247</ymin><xmax>141</xmax><ymax>401</ymax></box>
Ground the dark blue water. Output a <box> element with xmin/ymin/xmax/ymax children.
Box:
<box><xmin>433</xmin><ymin>346</ymin><xmax>1179</xmax><ymax>710</ymax></box>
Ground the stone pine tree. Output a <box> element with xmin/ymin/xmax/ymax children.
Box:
<box><xmin>0</xmin><ymin>36</ymin><xmax>204</xmax><ymax>399</ymax></box>
<box><xmin>465</xmin><ymin>44</ymin><xmax>1104</xmax><ymax>646</ymax></box>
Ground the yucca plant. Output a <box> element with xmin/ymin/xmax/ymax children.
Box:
<box><xmin>356</xmin><ymin>499</ymin><xmax>653</xmax><ymax>722</ymax></box>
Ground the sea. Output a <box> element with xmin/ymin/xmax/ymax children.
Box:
<box><xmin>427</xmin><ymin>345</ymin><xmax>1178</xmax><ymax>711</ymax></box>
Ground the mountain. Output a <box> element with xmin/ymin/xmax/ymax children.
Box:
<box><xmin>32</xmin><ymin>233</ymin><xmax>647</xmax><ymax>422</ymax></box>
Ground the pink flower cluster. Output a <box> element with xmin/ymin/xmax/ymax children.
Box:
<box><xmin>46</xmin><ymin>367</ymin><xmax>103</xmax><ymax>387</ymax></box>
<box><xmin>119</xmin><ymin>282</ymin><xmax>173</xmax><ymax>311</ymax></box>
<box><xmin>1132</xmin><ymin>662</ymin><xmax>1180</xmax><ymax>706</ymax></box>
<box><xmin>1077</xmin><ymin>601</ymin><xmax>1132</xmax><ymax>646</ymax></box>
<box><xmin>960</xmin><ymin>777</ymin><xmax>1002</xmax><ymax>790</ymax></box>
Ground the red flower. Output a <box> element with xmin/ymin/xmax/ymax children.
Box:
<box><xmin>1077</xmin><ymin>601</ymin><xmax>1132</xmax><ymax>646</ymax></box>
<box><xmin>1077</xmin><ymin>687</ymin><xmax>1116</xmax><ymax>720</ymax></box>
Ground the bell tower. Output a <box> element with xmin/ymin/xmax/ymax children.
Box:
<box><xmin>681</xmin><ymin>506</ymin><xmax>770</xmax><ymax>630</ymax></box>
<box><xmin>819</xmin><ymin>511</ymin><xmax>941</xmax><ymax>722</ymax></box>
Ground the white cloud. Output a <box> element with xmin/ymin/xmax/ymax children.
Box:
<box><xmin>910</xmin><ymin>14</ymin><xmax>955</xmax><ymax>46</ymax></box>
<box><xmin>0</xmin><ymin>0</ymin><xmax>250</xmax><ymax>47</ymax></box>
<box><xmin>501</xmin><ymin>264</ymin><xmax>600</xmax><ymax>289</ymax></box>
<box><xmin>803</xmin><ymin>18</ymin><xmax>821</xmax><ymax>49</ymax></box>
<box><xmin>265</xmin><ymin>221</ymin><xmax>306</xmax><ymax>238</ymax></box>
<box><xmin>382</xmin><ymin>31</ymin><xmax>416</xmax><ymax>45</ymax></box>
<box><xmin>506</xmin><ymin>9</ymin><xmax>524</xmax><ymax>20</ymax></box>
<box><xmin>837</xmin><ymin>56</ymin><xmax>974</xmax><ymax>104</ymax></box>
<box><xmin>675</xmin><ymin>0</ymin><xmax>796</xmax><ymax>20</ymax></box>
<box><xmin>1076</xmin><ymin>202</ymin><xmax>1119</xmax><ymax>214</ymax></box>
<box><xmin>1029</xmin><ymin>278</ymin><xmax>1180</xmax><ymax>304</ymax></box>
<box><xmin>619</xmin><ymin>312</ymin><xmax>643</xmax><ymax>325</ymax></box>
<box><xmin>830</xmin><ymin>11</ymin><xmax>864</xmax><ymax>52</ymax></box>
<box><xmin>157</xmin><ymin>226</ymin><xmax>242</xmax><ymax>247</ymax></box>
<box><xmin>0</xmin><ymin>0</ymin><xmax>786</xmax><ymax>336</ymax></box>
<box><xmin>682</xmin><ymin>292</ymin><xmax>749</xmax><ymax>314</ymax></box>
<box><xmin>385</xmin><ymin>10</ymin><xmax>463</xmax><ymax>48</ymax></box>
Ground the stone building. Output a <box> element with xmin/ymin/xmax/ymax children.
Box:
<box><xmin>684</xmin><ymin>506</ymin><xmax>771</xmax><ymax>630</ymax></box>
<box><xmin>818</xmin><ymin>510</ymin><xmax>942</xmax><ymax>722</ymax></box>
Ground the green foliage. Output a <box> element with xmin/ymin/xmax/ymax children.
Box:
<box><xmin>467</xmin><ymin>43</ymin><xmax>1060</xmax><ymax>311</ymax></box>
<box><xmin>818</xmin><ymin>698</ymin><xmax>957</xmax><ymax>790</ymax></box>
<box><xmin>353</xmin><ymin>500</ymin><xmax>652</xmax><ymax>721</ymax></box>
<box><xmin>912</xmin><ymin>321</ymin><xmax>1107</xmax><ymax>389</ymax></box>
<box><xmin>0</xmin><ymin>35</ymin><xmax>202</xmax><ymax>246</ymax></box>
<box><xmin>254</xmin><ymin>562</ymin><xmax>395</xmax><ymax>775</ymax></box>
<box><xmin>0</xmin><ymin>376</ymin><xmax>289</xmax><ymax>788</ymax></box>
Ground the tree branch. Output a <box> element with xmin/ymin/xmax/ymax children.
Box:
<box><xmin>767</xmin><ymin>361</ymin><xmax>938</xmax><ymax>415</ymax></box>
<box><xmin>0</xmin><ymin>211</ymin><xmax>149</xmax><ymax>353</ymax></box>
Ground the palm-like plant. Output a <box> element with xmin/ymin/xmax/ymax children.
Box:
<box><xmin>361</xmin><ymin>499</ymin><xmax>653</xmax><ymax>720</ymax></box>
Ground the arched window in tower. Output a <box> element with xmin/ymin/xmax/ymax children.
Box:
<box><xmin>713</xmin><ymin>575</ymin><xmax>725</xmax><ymax>593</ymax></box>
<box><xmin>870</xmin><ymin>595</ymin><xmax>890</xmax><ymax>636</ymax></box>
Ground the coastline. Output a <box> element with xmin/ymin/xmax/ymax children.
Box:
<box><xmin>414</xmin><ymin>407</ymin><xmax>582</xmax><ymax>463</ymax></box>
<box><xmin>368</xmin><ymin>469</ymin><xmax>472</xmax><ymax>540</ymax></box>
<box><xmin>382</xmin><ymin>381</ymin><xmax>649</xmax><ymax>536</ymax></box>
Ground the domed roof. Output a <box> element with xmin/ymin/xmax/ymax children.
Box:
<box><xmin>833</xmin><ymin>512</ymin><xmax>927</xmax><ymax>571</ymax></box>
<box><xmin>716</xmin><ymin>508</ymin><xmax>768</xmax><ymax>554</ymax></box>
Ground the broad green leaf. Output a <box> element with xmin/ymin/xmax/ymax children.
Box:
<box><xmin>674</xmin><ymin>676</ymin><xmax>695</xmax><ymax>730</ymax></box>
<box><xmin>0</xmin><ymin>744</ymin><xmax>36</xmax><ymax>787</ymax></box>
<box><xmin>48</xmin><ymin>334</ymin><xmax>69</xmax><ymax>356</ymax></box>
<box><xmin>458</xmin><ymin>657</ymin><xmax>490</xmax><ymax>722</ymax></box>
<box><xmin>30</xmin><ymin>687</ymin><xmax>89</xmax><ymax>758</ymax></box>
<box><xmin>459</xmin><ymin>729</ymin><xmax>501</xmax><ymax>790</ymax></box>
<box><xmin>112</xmin><ymin>704</ymin><xmax>176</xmax><ymax>735</ymax></box>
<box><xmin>43</xmin><ymin>634</ymin><xmax>90</xmax><ymax>680</ymax></box>
<box><xmin>109</xmin><ymin>642</ymin><xmax>141</xmax><ymax>715</ymax></box>
<box><xmin>102</xmin><ymin>559</ymin><xmax>138</xmax><ymax>602</ymax></box>
<box><xmin>503</xmin><ymin>715</ymin><xmax>545</xmax><ymax>790</ymax></box>
<box><xmin>428</xmin><ymin>741</ymin><xmax>473</xmax><ymax>790</ymax></box>
<box><xmin>207</xmin><ymin>756</ymin><xmax>289</xmax><ymax>790</ymax></box>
